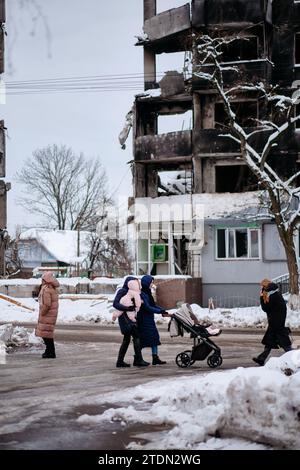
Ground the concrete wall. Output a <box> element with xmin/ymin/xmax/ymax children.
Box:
<box><xmin>144</xmin><ymin>4</ymin><xmax>191</xmax><ymax>41</ymax></box>
<box><xmin>0</xmin><ymin>281</ymin><xmax>121</xmax><ymax>298</ymax></box>
<box><xmin>156</xmin><ymin>277</ymin><xmax>202</xmax><ymax>308</ymax></box>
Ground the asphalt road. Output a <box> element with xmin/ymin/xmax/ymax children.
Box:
<box><xmin>0</xmin><ymin>324</ymin><xmax>297</xmax><ymax>450</ymax></box>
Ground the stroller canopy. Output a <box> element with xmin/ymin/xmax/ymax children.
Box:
<box><xmin>169</xmin><ymin>303</ymin><xmax>196</xmax><ymax>337</ymax></box>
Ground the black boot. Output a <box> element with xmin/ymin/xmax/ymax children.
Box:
<box><xmin>116</xmin><ymin>361</ymin><xmax>130</xmax><ymax>368</ymax></box>
<box><xmin>133</xmin><ymin>355</ymin><xmax>150</xmax><ymax>367</ymax></box>
<box><xmin>42</xmin><ymin>352</ymin><xmax>56</xmax><ymax>359</ymax></box>
<box><xmin>133</xmin><ymin>337</ymin><xmax>150</xmax><ymax>367</ymax></box>
<box><xmin>42</xmin><ymin>338</ymin><xmax>56</xmax><ymax>358</ymax></box>
<box><xmin>252</xmin><ymin>347</ymin><xmax>271</xmax><ymax>366</ymax></box>
<box><xmin>116</xmin><ymin>335</ymin><xmax>130</xmax><ymax>368</ymax></box>
<box><xmin>152</xmin><ymin>354</ymin><xmax>167</xmax><ymax>365</ymax></box>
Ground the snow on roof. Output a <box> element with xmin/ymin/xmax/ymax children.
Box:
<box><xmin>19</xmin><ymin>229</ymin><xmax>92</xmax><ymax>265</ymax></box>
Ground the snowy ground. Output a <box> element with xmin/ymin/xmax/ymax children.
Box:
<box><xmin>0</xmin><ymin>296</ymin><xmax>116</xmax><ymax>324</ymax></box>
<box><xmin>1</xmin><ymin>325</ymin><xmax>299</xmax><ymax>450</ymax></box>
<box><xmin>77</xmin><ymin>351</ymin><xmax>300</xmax><ymax>450</ymax></box>
<box><xmin>1</xmin><ymin>295</ymin><xmax>300</xmax><ymax>330</ymax></box>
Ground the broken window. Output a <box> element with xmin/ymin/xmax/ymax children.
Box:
<box><xmin>158</xmin><ymin>170</ymin><xmax>192</xmax><ymax>195</ymax></box>
<box><xmin>173</xmin><ymin>236</ymin><xmax>189</xmax><ymax>274</ymax></box>
<box><xmin>215</xmin><ymin>165</ymin><xmax>258</xmax><ymax>192</ymax></box>
<box><xmin>157</xmin><ymin>109</ymin><xmax>192</xmax><ymax>134</ymax></box>
<box><xmin>221</xmin><ymin>37</ymin><xmax>259</xmax><ymax>62</ymax></box>
<box><xmin>156</xmin><ymin>51</ymin><xmax>187</xmax><ymax>77</ymax></box>
<box><xmin>295</xmin><ymin>33</ymin><xmax>300</xmax><ymax>65</ymax></box>
<box><xmin>215</xmin><ymin>101</ymin><xmax>258</xmax><ymax>129</ymax></box>
<box><xmin>216</xmin><ymin>227</ymin><xmax>260</xmax><ymax>259</ymax></box>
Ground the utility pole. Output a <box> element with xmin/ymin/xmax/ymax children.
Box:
<box><xmin>0</xmin><ymin>1</ymin><xmax>10</xmax><ymax>277</ymax></box>
<box><xmin>77</xmin><ymin>223</ymin><xmax>80</xmax><ymax>277</ymax></box>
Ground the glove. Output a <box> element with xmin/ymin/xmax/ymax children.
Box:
<box><xmin>126</xmin><ymin>305</ymin><xmax>136</xmax><ymax>312</ymax></box>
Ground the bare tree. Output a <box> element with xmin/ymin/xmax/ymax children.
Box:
<box><xmin>17</xmin><ymin>144</ymin><xmax>109</xmax><ymax>231</ymax></box>
<box><xmin>88</xmin><ymin>236</ymin><xmax>133</xmax><ymax>278</ymax></box>
<box><xmin>86</xmin><ymin>201</ymin><xmax>133</xmax><ymax>278</ymax></box>
<box><xmin>194</xmin><ymin>35</ymin><xmax>300</xmax><ymax>308</ymax></box>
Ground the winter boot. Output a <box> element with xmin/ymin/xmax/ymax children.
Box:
<box><xmin>42</xmin><ymin>338</ymin><xmax>56</xmax><ymax>358</ymax></box>
<box><xmin>116</xmin><ymin>360</ymin><xmax>131</xmax><ymax>368</ymax></box>
<box><xmin>132</xmin><ymin>336</ymin><xmax>149</xmax><ymax>366</ymax></box>
<box><xmin>252</xmin><ymin>357</ymin><xmax>264</xmax><ymax>366</ymax></box>
<box><xmin>42</xmin><ymin>352</ymin><xmax>56</xmax><ymax>359</ymax></box>
<box><xmin>152</xmin><ymin>354</ymin><xmax>167</xmax><ymax>365</ymax></box>
<box><xmin>133</xmin><ymin>355</ymin><xmax>150</xmax><ymax>367</ymax></box>
<box><xmin>116</xmin><ymin>336</ymin><xmax>131</xmax><ymax>368</ymax></box>
<box><xmin>252</xmin><ymin>347</ymin><xmax>271</xmax><ymax>366</ymax></box>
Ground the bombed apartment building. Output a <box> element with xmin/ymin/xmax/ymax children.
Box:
<box><xmin>130</xmin><ymin>0</ymin><xmax>300</xmax><ymax>305</ymax></box>
<box><xmin>0</xmin><ymin>0</ymin><xmax>9</xmax><ymax>277</ymax></box>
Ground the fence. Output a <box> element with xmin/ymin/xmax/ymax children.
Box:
<box><xmin>208</xmin><ymin>295</ymin><xmax>260</xmax><ymax>309</ymax></box>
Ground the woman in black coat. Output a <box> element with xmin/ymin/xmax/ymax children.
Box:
<box><xmin>253</xmin><ymin>279</ymin><xmax>292</xmax><ymax>366</ymax></box>
<box><xmin>113</xmin><ymin>276</ymin><xmax>149</xmax><ymax>368</ymax></box>
<box><xmin>137</xmin><ymin>275</ymin><xmax>168</xmax><ymax>365</ymax></box>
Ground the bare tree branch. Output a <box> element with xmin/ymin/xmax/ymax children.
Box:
<box><xmin>17</xmin><ymin>144</ymin><xmax>110</xmax><ymax>230</ymax></box>
<box><xmin>194</xmin><ymin>34</ymin><xmax>300</xmax><ymax>303</ymax></box>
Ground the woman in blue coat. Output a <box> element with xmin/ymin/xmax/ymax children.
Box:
<box><xmin>137</xmin><ymin>275</ymin><xmax>168</xmax><ymax>365</ymax></box>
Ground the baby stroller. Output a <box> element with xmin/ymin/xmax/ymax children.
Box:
<box><xmin>169</xmin><ymin>304</ymin><xmax>223</xmax><ymax>369</ymax></box>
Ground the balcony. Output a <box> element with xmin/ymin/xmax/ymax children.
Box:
<box><xmin>193</xmin><ymin>128</ymin><xmax>300</xmax><ymax>155</ymax></box>
<box><xmin>192</xmin><ymin>0</ymin><xmax>267</xmax><ymax>28</ymax></box>
<box><xmin>143</xmin><ymin>4</ymin><xmax>191</xmax><ymax>49</ymax></box>
<box><xmin>135</xmin><ymin>130</ymin><xmax>192</xmax><ymax>162</ymax></box>
<box><xmin>193</xmin><ymin>59</ymin><xmax>273</xmax><ymax>89</ymax></box>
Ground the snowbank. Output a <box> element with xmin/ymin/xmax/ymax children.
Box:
<box><xmin>77</xmin><ymin>351</ymin><xmax>300</xmax><ymax>449</ymax></box>
<box><xmin>190</xmin><ymin>304</ymin><xmax>300</xmax><ymax>329</ymax></box>
<box><xmin>0</xmin><ymin>295</ymin><xmax>300</xmax><ymax>329</ymax></box>
<box><xmin>0</xmin><ymin>276</ymin><xmax>122</xmax><ymax>287</ymax></box>
<box><xmin>0</xmin><ymin>324</ymin><xmax>42</xmax><ymax>349</ymax></box>
<box><xmin>0</xmin><ymin>296</ymin><xmax>117</xmax><ymax>324</ymax></box>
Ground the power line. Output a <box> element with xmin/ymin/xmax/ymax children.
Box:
<box><xmin>2</xmin><ymin>70</ymin><xmax>184</xmax><ymax>95</ymax></box>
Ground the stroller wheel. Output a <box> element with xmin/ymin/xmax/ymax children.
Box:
<box><xmin>176</xmin><ymin>350</ymin><xmax>193</xmax><ymax>368</ymax></box>
<box><xmin>207</xmin><ymin>354</ymin><xmax>223</xmax><ymax>368</ymax></box>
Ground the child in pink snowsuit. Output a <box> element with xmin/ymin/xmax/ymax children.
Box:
<box><xmin>112</xmin><ymin>279</ymin><xmax>142</xmax><ymax>322</ymax></box>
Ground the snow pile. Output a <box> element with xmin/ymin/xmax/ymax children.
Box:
<box><xmin>0</xmin><ymin>296</ymin><xmax>117</xmax><ymax>324</ymax></box>
<box><xmin>0</xmin><ymin>293</ymin><xmax>299</xmax><ymax>329</ymax></box>
<box><xmin>265</xmin><ymin>350</ymin><xmax>300</xmax><ymax>375</ymax></box>
<box><xmin>0</xmin><ymin>276</ymin><xmax>123</xmax><ymax>287</ymax></box>
<box><xmin>77</xmin><ymin>352</ymin><xmax>300</xmax><ymax>449</ymax></box>
<box><xmin>190</xmin><ymin>304</ymin><xmax>300</xmax><ymax>329</ymax></box>
<box><xmin>0</xmin><ymin>324</ymin><xmax>42</xmax><ymax>349</ymax></box>
<box><xmin>0</xmin><ymin>296</ymin><xmax>38</xmax><ymax>323</ymax></box>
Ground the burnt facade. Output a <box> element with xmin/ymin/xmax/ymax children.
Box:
<box><xmin>0</xmin><ymin>0</ymin><xmax>8</xmax><ymax>276</ymax></box>
<box><xmin>134</xmin><ymin>0</ymin><xmax>300</xmax><ymax>199</ymax></box>
<box><xmin>132</xmin><ymin>0</ymin><xmax>300</xmax><ymax>292</ymax></box>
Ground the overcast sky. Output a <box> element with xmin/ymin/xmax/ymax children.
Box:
<box><xmin>2</xmin><ymin>0</ymin><xmax>188</xmax><ymax>233</ymax></box>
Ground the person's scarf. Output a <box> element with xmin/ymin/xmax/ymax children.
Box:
<box><xmin>261</xmin><ymin>278</ymin><xmax>271</xmax><ymax>303</ymax></box>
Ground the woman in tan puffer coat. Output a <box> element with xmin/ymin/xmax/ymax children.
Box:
<box><xmin>35</xmin><ymin>271</ymin><xmax>60</xmax><ymax>358</ymax></box>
